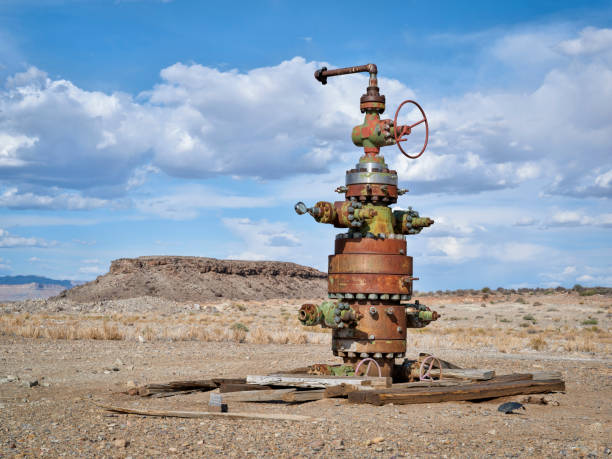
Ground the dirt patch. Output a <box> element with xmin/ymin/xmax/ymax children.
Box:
<box><xmin>56</xmin><ymin>256</ymin><xmax>327</xmax><ymax>303</ymax></box>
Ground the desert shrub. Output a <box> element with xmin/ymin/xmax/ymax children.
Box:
<box><xmin>232</xmin><ymin>327</ymin><xmax>247</xmax><ymax>343</ymax></box>
<box><xmin>231</xmin><ymin>322</ymin><xmax>249</xmax><ymax>332</ymax></box>
<box><xmin>529</xmin><ymin>336</ymin><xmax>547</xmax><ymax>350</ymax></box>
<box><xmin>581</xmin><ymin>318</ymin><xmax>598</xmax><ymax>326</ymax></box>
<box><xmin>516</xmin><ymin>297</ymin><xmax>527</xmax><ymax>304</ymax></box>
<box><xmin>532</xmin><ymin>301</ymin><xmax>542</xmax><ymax>306</ymax></box>
<box><xmin>481</xmin><ymin>287</ymin><xmax>491</xmax><ymax>293</ymax></box>
<box><xmin>499</xmin><ymin>318</ymin><xmax>511</xmax><ymax>323</ymax></box>
<box><xmin>523</xmin><ymin>314</ymin><xmax>536</xmax><ymax>322</ymax></box>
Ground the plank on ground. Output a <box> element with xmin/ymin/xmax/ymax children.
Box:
<box><xmin>324</xmin><ymin>384</ymin><xmax>359</xmax><ymax>398</ymax></box>
<box><xmin>246</xmin><ymin>374</ymin><xmax>391</xmax><ymax>389</ymax></box>
<box><xmin>434</xmin><ymin>368</ymin><xmax>495</xmax><ymax>381</ymax></box>
<box><xmin>221</xmin><ymin>389</ymin><xmax>296</xmax><ymax>403</ymax></box>
<box><xmin>348</xmin><ymin>379</ymin><xmax>565</xmax><ymax>406</ymax></box>
<box><xmin>219</xmin><ymin>383</ymin><xmax>272</xmax><ymax>393</ymax></box>
<box><xmin>95</xmin><ymin>402</ymin><xmax>315</xmax><ymax>421</ymax></box>
<box><xmin>281</xmin><ymin>390</ymin><xmax>326</xmax><ymax>403</ymax></box>
<box><xmin>137</xmin><ymin>378</ymin><xmax>245</xmax><ymax>396</ymax></box>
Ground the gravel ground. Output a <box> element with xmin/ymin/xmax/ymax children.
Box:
<box><xmin>1</xmin><ymin>336</ymin><xmax>610</xmax><ymax>458</ymax></box>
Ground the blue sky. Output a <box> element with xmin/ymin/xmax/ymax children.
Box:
<box><xmin>0</xmin><ymin>0</ymin><xmax>611</xmax><ymax>290</ymax></box>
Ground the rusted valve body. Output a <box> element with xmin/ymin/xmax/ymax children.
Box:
<box><xmin>296</xmin><ymin>64</ymin><xmax>439</xmax><ymax>376</ymax></box>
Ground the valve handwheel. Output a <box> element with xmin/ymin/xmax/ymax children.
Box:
<box><xmin>419</xmin><ymin>354</ymin><xmax>443</xmax><ymax>381</ymax></box>
<box><xmin>393</xmin><ymin>99</ymin><xmax>429</xmax><ymax>159</ymax></box>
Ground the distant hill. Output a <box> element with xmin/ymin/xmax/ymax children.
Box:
<box><xmin>0</xmin><ymin>275</ymin><xmax>84</xmax><ymax>302</ymax></box>
<box><xmin>0</xmin><ymin>275</ymin><xmax>75</xmax><ymax>289</ymax></box>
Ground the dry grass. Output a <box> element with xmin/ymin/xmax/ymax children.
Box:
<box><xmin>0</xmin><ymin>313</ymin><xmax>315</xmax><ymax>345</ymax></box>
<box><xmin>1</xmin><ymin>294</ymin><xmax>609</xmax><ymax>355</ymax></box>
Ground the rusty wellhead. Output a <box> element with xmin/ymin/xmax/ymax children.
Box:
<box><xmin>295</xmin><ymin>64</ymin><xmax>440</xmax><ymax>377</ymax></box>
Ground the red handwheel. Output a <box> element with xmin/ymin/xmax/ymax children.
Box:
<box><xmin>393</xmin><ymin>99</ymin><xmax>429</xmax><ymax>159</ymax></box>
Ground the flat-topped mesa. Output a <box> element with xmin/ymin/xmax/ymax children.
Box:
<box><xmin>295</xmin><ymin>64</ymin><xmax>440</xmax><ymax>376</ymax></box>
<box><xmin>109</xmin><ymin>256</ymin><xmax>326</xmax><ymax>279</ymax></box>
<box><xmin>59</xmin><ymin>256</ymin><xmax>327</xmax><ymax>303</ymax></box>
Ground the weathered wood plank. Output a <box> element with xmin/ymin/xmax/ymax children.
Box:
<box><xmin>348</xmin><ymin>379</ymin><xmax>565</xmax><ymax>406</ymax></box>
<box><xmin>323</xmin><ymin>384</ymin><xmax>359</xmax><ymax>398</ymax></box>
<box><xmin>436</xmin><ymin>369</ymin><xmax>495</xmax><ymax>381</ymax></box>
<box><xmin>219</xmin><ymin>383</ymin><xmax>272</xmax><ymax>393</ymax></box>
<box><xmin>489</xmin><ymin>373</ymin><xmax>533</xmax><ymax>382</ymax></box>
<box><xmin>136</xmin><ymin>378</ymin><xmax>245</xmax><ymax>396</ymax></box>
<box><xmin>281</xmin><ymin>390</ymin><xmax>326</xmax><ymax>403</ymax></box>
<box><xmin>95</xmin><ymin>402</ymin><xmax>316</xmax><ymax>421</ymax></box>
<box><xmin>392</xmin><ymin>380</ymin><xmax>462</xmax><ymax>389</ymax></box>
<box><xmin>221</xmin><ymin>389</ymin><xmax>296</xmax><ymax>402</ymax></box>
<box><xmin>531</xmin><ymin>371</ymin><xmax>562</xmax><ymax>381</ymax></box>
<box><xmin>246</xmin><ymin>374</ymin><xmax>391</xmax><ymax>389</ymax></box>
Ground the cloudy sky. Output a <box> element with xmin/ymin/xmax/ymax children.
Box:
<box><xmin>0</xmin><ymin>0</ymin><xmax>611</xmax><ymax>290</ymax></box>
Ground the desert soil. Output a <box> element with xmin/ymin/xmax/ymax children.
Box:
<box><xmin>1</xmin><ymin>291</ymin><xmax>611</xmax><ymax>458</ymax></box>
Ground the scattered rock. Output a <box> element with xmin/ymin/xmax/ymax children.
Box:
<box><xmin>114</xmin><ymin>438</ymin><xmax>129</xmax><ymax>448</ymax></box>
<box><xmin>114</xmin><ymin>358</ymin><xmax>124</xmax><ymax>366</ymax></box>
<box><xmin>310</xmin><ymin>440</ymin><xmax>324</xmax><ymax>451</ymax></box>
<box><xmin>497</xmin><ymin>402</ymin><xmax>525</xmax><ymax>414</ymax></box>
<box><xmin>521</xmin><ymin>395</ymin><xmax>560</xmax><ymax>406</ymax></box>
<box><xmin>367</xmin><ymin>437</ymin><xmax>385</xmax><ymax>446</ymax></box>
<box><xmin>487</xmin><ymin>429</ymin><xmax>496</xmax><ymax>435</ymax></box>
<box><xmin>332</xmin><ymin>439</ymin><xmax>345</xmax><ymax>450</ymax></box>
<box><xmin>22</xmin><ymin>379</ymin><xmax>38</xmax><ymax>388</ymax></box>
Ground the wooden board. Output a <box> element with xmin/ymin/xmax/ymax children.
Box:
<box><xmin>348</xmin><ymin>379</ymin><xmax>565</xmax><ymax>406</ymax></box>
<box><xmin>392</xmin><ymin>380</ymin><xmax>462</xmax><ymax>389</ymax></box>
<box><xmin>221</xmin><ymin>389</ymin><xmax>296</xmax><ymax>403</ymax></box>
<box><xmin>489</xmin><ymin>373</ymin><xmax>533</xmax><ymax>382</ymax></box>
<box><xmin>136</xmin><ymin>378</ymin><xmax>246</xmax><ymax>396</ymax></box>
<box><xmin>219</xmin><ymin>383</ymin><xmax>272</xmax><ymax>393</ymax></box>
<box><xmin>429</xmin><ymin>368</ymin><xmax>495</xmax><ymax>381</ymax></box>
<box><xmin>324</xmin><ymin>384</ymin><xmax>359</xmax><ymax>398</ymax></box>
<box><xmin>281</xmin><ymin>390</ymin><xmax>326</xmax><ymax>403</ymax></box>
<box><xmin>246</xmin><ymin>374</ymin><xmax>391</xmax><ymax>389</ymax></box>
<box><xmin>95</xmin><ymin>402</ymin><xmax>316</xmax><ymax>422</ymax></box>
<box><xmin>531</xmin><ymin>371</ymin><xmax>562</xmax><ymax>381</ymax></box>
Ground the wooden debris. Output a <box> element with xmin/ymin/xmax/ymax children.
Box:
<box><xmin>222</xmin><ymin>389</ymin><xmax>296</xmax><ymax>403</ymax></box>
<box><xmin>134</xmin><ymin>378</ymin><xmax>245</xmax><ymax>397</ymax></box>
<box><xmin>281</xmin><ymin>390</ymin><xmax>325</xmax><ymax>403</ymax></box>
<box><xmin>348</xmin><ymin>379</ymin><xmax>566</xmax><ymax>406</ymax></box>
<box><xmin>323</xmin><ymin>384</ymin><xmax>359</xmax><ymax>398</ymax></box>
<box><xmin>392</xmin><ymin>380</ymin><xmax>462</xmax><ymax>388</ymax></box>
<box><xmin>431</xmin><ymin>368</ymin><xmax>495</xmax><ymax>381</ymax></box>
<box><xmin>219</xmin><ymin>383</ymin><xmax>271</xmax><ymax>393</ymax></box>
<box><xmin>94</xmin><ymin>402</ymin><xmax>316</xmax><ymax>422</ymax></box>
<box><xmin>531</xmin><ymin>371</ymin><xmax>562</xmax><ymax>381</ymax></box>
<box><xmin>246</xmin><ymin>374</ymin><xmax>391</xmax><ymax>389</ymax></box>
<box><xmin>489</xmin><ymin>373</ymin><xmax>533</xmax><ymax>382</ymax></box>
